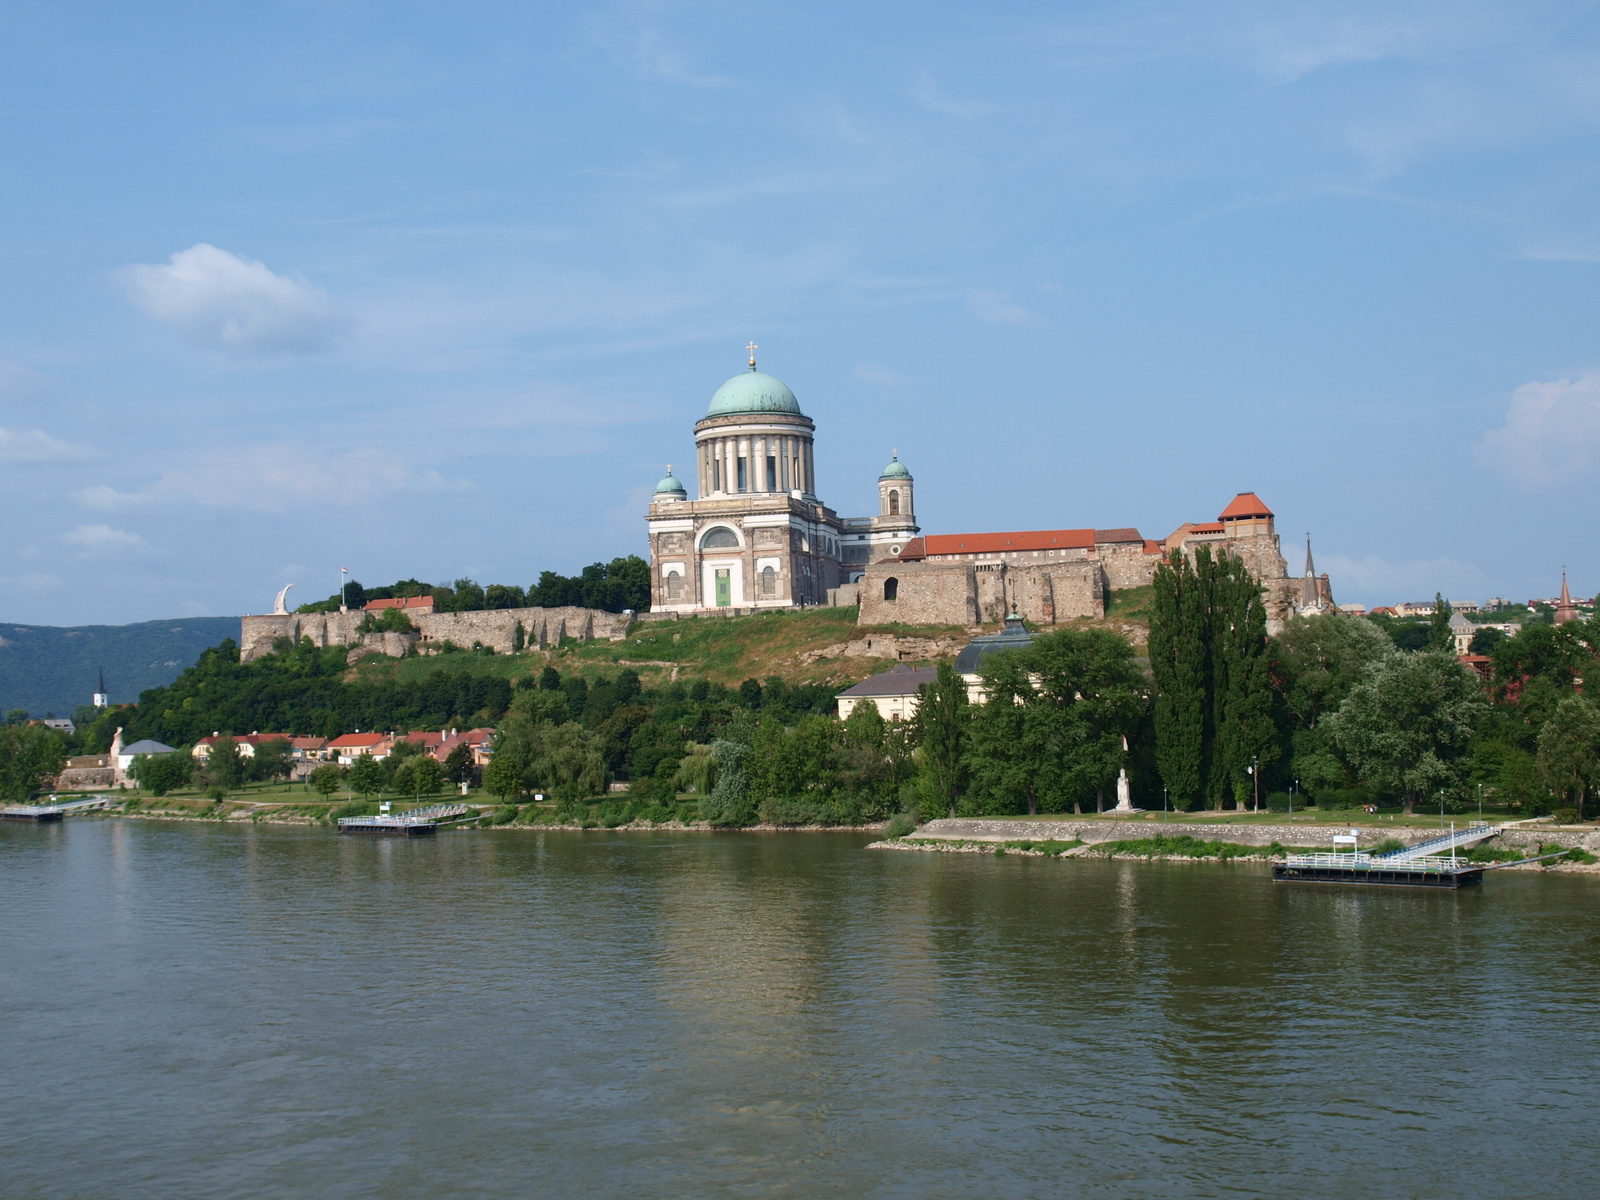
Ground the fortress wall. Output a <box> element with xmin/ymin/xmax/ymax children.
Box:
<box><xmin>858</xmin><ymin>562</ymin><xmax>980</xmax><ymax>626</ymax></box>
<box><xmin>1100</xmin><ymin>546</ymin><xmax>1162</xmax><ymax>591</ymax></box>
<box><xmin>241</xmin><ymin>606</ymin><xmax>632</xmax><ymax>663</ymax></box>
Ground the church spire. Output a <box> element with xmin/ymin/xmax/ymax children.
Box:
<box><xmin>1302</xmin><ymin>534</ymin><xmax>1320</xmax><ymax>610</ymax></box>
<box><xmin>1556</xmin><ymin>568</ymin><xmax>1579</xmax><ymax>625</ymax></box>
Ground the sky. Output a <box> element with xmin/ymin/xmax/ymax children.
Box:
<box><xmin>4</xmin><ymin>0</ymin><xmax>1600</xmax><ymax>624</ymax></box>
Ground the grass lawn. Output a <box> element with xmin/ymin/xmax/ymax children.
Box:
<box><xmin>984</xmin><ymin>806</ymin><xmax>1530</xmax><ymax>830</ymax></box>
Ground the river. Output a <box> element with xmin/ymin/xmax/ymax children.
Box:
<box><xmin>2</xmin><ymin>820</ymin><xmax>1596</xmax><ymax>1198</ymax></box>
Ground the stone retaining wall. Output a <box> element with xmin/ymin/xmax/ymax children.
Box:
<box><xmin>909</xmin><ymin>817</ymin><xmax>1600</xmax><ymax>852</ymax></box>
<box><xmin>241</xmin><ymin>606</ymin><xmax>633</xmax><ymax>662</ymax></box>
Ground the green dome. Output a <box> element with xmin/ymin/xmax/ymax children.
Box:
<box><xmin>706</xmin><ymin>368</ymin><xmax>802</xmax><ymax>418</ymax></box>
<box><xmin>654</xmin><ymin>468</ymin><xmax>686</xmax><ymax>496</ymax></box>
<box><xmin>879</xmin><ymin>454</ymin><xmax>911</xmax><ymax>480</ymax></box>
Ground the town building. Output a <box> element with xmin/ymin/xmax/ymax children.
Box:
<box><xmin>192</xmin><ymin>733</ymin><xmax>291</xmax><ymax>760</ymax></box>
<box><xmin>835</xmin><ymin>664</ymin><xmax>939</xmax><ymax>722</ymax></box>
<box><xmin>328</xmin><ymin>732</ymin><xmax>392</xmax><ymax>764</ymax></box>
<box><xmin>644</xmin><ymin>349</ymin><xmax>918</xmax><ymax>613</ymax></box>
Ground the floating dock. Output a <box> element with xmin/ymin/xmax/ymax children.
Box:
<box><xmin>2</xmin><ymin>796</ymin><xmax>113</xmax><ymax>823</ymax></box>
<box><xmin>337</xmin><ymin>802</ymin><xmax>471</xmax><ymax>836</ymax></box>
<box><xmin>1273</xmin><ymin>854</ymin><xmax>1484</xmax><ymax>888</ymax></box>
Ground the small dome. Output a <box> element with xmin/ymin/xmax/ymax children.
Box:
<box><xmin>880</xmin><ymin>454</ymin><xmax>911</xmax><ymax>480</ymax></box>
<box><xmin>654</xmin><ymin>467</ymin><xmax>686</xmax><ymax>496</ymax></box>
<box><xmin>707</xmin><ymin>368</ymin><xmax>802</xmax><ymax>418</ymax></box>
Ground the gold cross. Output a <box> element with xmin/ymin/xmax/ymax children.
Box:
<box><xmin>746</xmin><ymin>341</ymin><xmax>758</xmax><ymax>368</ymax></box>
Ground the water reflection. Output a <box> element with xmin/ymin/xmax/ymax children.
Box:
<box><xmin>2</xmin><ymin>821</ymin><xmax>1598</xmax><ymax>1199</ymax></box>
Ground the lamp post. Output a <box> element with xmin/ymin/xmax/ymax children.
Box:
<box><xmin>1163</xmin><ymin>784</ymin><xmax>1168</xmax><ymax>819</ymax></box>
<box><xmin>1477</xmin><ymin>783</ymin><xmax>1483</xmax><ymax>824</ymax></box>
<box><xmin>1252</xmin><ymin>754</ymin><xmax>1260</xmax><ymax>813</ymax></box>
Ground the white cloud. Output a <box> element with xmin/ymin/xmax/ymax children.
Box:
<box><xmin>854</xmin><ymin>363</ymin><xmax>907</xmax><ymax>388</ymax></box>
<box><xmin>967</xmin><ymin>289</ymin><xmax>1040</xmax><ymax>325</ymax></box>
<box><xmin>73</xmin><ymin>485</ymin><xmax>156</xmax><ymax>511</ymax></box>
<box><xmin>0</xmin><ymin>426</ymin><xmax>99</xmax><ymax>463</ymax></box>
<box><xmin>1478</xmin><ymin>371</ymin><xmax>1600</xmax><ymax>482</ymax></box>
<box><xmin>118</xmin><ymin>243</ymin><xmax>348</xmax><ymax>355</ymax></box>
<box><xmin>1322</xmin><ymin>553</ymin><xmax>1483</xmax><ymax>602</ymax></box>
<box><xmin>146</xmin><ymin>444</ymin><xmax>470</xmax><ymax>512</ymax></box>
<box><xmin>64</xmin><ymin>524</ymin><xmax>145</xmax><ymax>551</ymax></box>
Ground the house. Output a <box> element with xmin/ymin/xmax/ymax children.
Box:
<box><xmin>1449</xmin><ymin>611</ymin><xmax>1476</xmax><ymax>655</ymax></box>
<box><xmin>192</xmin><ymin>733</ymin><xmax>291</xmax><ymax>759</ymax></box>
<box><xmin>364</xmin><ymin>596</ymin><xmax>436</xmax><ymax>615</ymax></box>
<box><xmin>1338</xmin><ymin>604</ymin><xmax>1368</xmax><ymax>616</ymax></box>
<box><xmin>1394</xmin><ymin>601</ymin><xmax>1437</xmax><ymax>618</ymax></box>
<box><xmin>117</xmin><ymin>739</ymin><xmax>176</xmax><ymax>773</ymax></box>
<box><xmin>835</xmin><ymin>664</ymin><xmax>940</xmax><ymax>721</ymax></box>
<box><xmin>328</xmin><ymin>732</ymin><xmax>394</xmax><ymax>764</ymax></box>
<box><xmin>400</xmin><ymin>730</ymin><xmax>446</xmax><ymax>754</ymax></box>
<box><xmin>954</xmin><ymin>611</ymin><xmax>1037</xmax><ymax>702</ymax></box>
<box><xmin>40</xmin><ymin>718</ymin><xmax>75</xmax><ymax>734</ymax></box>
<box><xmin>289</xmin><ymin>736</ymin><xmax>330</xmax><ymax>762</ymax></box>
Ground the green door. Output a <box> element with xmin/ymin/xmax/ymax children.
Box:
<box><xmin>715</xmin><ymin>568</ymin><xmax>731</xmax><ymax>606</ymax></box>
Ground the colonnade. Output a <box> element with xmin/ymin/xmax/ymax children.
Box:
<box><xmin>697</xmin><ymin>431</ymin><xmax>813</xmax><ymax>497</ymax></box>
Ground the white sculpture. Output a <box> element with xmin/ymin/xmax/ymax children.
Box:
<box><xmin>273</xmin><ymin>584</ymin><xmax>295</xmax><ymax>615</ymax></box>
<box><xmin>1110</xmin><ymin>767</ymin><xmax>1141</xmax><ymax>814</ymax></box>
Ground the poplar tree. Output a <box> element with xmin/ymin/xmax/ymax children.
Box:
<box><xmin>1150</xmin><ymin>550</ymin><xmax>1209</xmax><ymax>808</ymax></box>
<box><xmin>914</xmin><ymin>662</ymin><xmax>971</xmax><ymax>819</ymax></box>
<box><xmin>1429</xmin><ymin>593</ymin><xmax>1453</xmax><ymax>652</ymax></box>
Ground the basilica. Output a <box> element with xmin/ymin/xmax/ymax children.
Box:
<box><xmin>644</xmin><ymin>351</ymin><xmax>916</xmax><ymax>612</ymax></box>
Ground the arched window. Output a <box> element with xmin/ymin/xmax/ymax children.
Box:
<box><xmin>888</xmin><ymin>490</ymin><xmax>899</xmax><ymax>515</ymax></box>
<box><xmin>699</xmin><ymin>526</ymin><xmax>740</xmax><ymax>550</ymax></box>
<box><xmin>884</xmin><ymin>577</ymin><xmax>899</xmax><ymax>602</ymax></box>
<box><xmin>761</xmin><ymin>566</ymin><xmax>776</xmax><ymax>596</ymax></box>
<box><xmin>665</xmin><ymin>572</ymin><xmax>682</xmax><ymax>600</ymax></box>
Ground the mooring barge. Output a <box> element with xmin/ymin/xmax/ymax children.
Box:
<box><xmin>336</xmin><ymin>802</ymin><xmax>471</xmax><ymax>836</ymax></box>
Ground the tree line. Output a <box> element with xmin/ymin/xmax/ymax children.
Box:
<box><xmin>294</xmin><ymin>556</ymin><xmax>651</xmax><ymax>616</ymax></box>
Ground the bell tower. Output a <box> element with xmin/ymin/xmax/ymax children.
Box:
<box><xmin>878</xmin><ymin>451</ymin><xmax>914</xmax><ymax>524</ymax></box>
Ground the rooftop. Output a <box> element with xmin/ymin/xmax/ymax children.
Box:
<box><xmin>836</xmin><ymin>663</ymin><xmax>940</xmax><ymax>699</ymax></box>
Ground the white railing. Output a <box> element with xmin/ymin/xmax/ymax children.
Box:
<box><xmin>1283</xmin><ymin>853</ymin><xmax>1475</xmax><ymax>873</ymax></box>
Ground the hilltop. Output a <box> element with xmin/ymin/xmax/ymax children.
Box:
<box><xmin>0</xmin><ymin>616</ymin><xmax>241</xmax><ymax>719</ymax></box>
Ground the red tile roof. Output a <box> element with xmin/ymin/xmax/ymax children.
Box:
<box><xmin>1218</xmin><ymin>492</ymin><xmax>1273</xmax><ymax>520</ymax></box>
<box><xmin>923</xmin><ymin>529</ymin><xmax>1096</xmax><ymax>555</ymax></box>
<box><xmin>328</xmin><ymin>732</ymin><xmax>388</xmax><ymax>749</ymax></box>
<box><xmin>364</xmin><ymin>596</ymin><xmax>434</xmax><ymax>611</ymax></box>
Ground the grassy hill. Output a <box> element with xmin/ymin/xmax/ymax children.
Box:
<box><xmin>0</xmin><ymin>616</ymin><xmax>241</xmax><ymax>718</ymax></box>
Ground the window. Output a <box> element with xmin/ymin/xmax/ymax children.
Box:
<box><xmin>761</xmin><ymin>566</ymin><xmax>776</xmax><ymax>596</ymax></box>
<box><xmin>700</xmin><ymin>526</ymin><xmax>740</xmax><ymax>550</ymax></box>
<box><xmin>884</xmin><ymin>577</ymin><xmax>898</xmax><ymax>602</ymax></box>
<box><xmin>766</xmin><ymin>455</ymin><xmax>777</xmax><ymax>491</ymax></box>
<box><xmin>737</xmin><ymin>457</ymin><xmax>747</xmax><ymax>492</ymax></box>
<box><xmin>888</xmin><ymin>490</ymin><xmax>899</xmax><ymax>515</ymax></box>
<box><xmin>713</xmin><ymin>460</ymin><xmax>721</xmax><ymax>491</ymax></box>
<box><xmin>665</xmin><ymin>573</ymin><xmax>682</xmax><ymax>600</ymax></box>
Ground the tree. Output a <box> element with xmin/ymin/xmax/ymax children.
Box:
<box><xmin>347</xmin><ymin>753</ymin><xmax>383</xmax><ymax>799</ymax></box>
<box><xmin>311</xmin><ymin>763</ymin><xmax>344</xmax><ymax>798</ymax></box>
<box><xmin>1324</xmin><ymin>651</ymin><xmax>1486</xmax><ymax>813</ymax></box>
<box><xmin>482</xmin><ymin>754</ymin><xmax>524</xmax><ymax>801</ymax></box>
<box><xmin>702</xmin><ymin>739</ymin><xmax>753</xmax><ymax>825</ymax></box>
<box><xmin>250</xmin><ymin>738</ymin><xmax>292</xmax><ymax>782</ymax></box>
<box><xmin>443</xmin><ymin>742</ymin><xmax>474</xmax><ymax>785</ymax></box>
<box><xmin>5</xmin><ymin>709</ymin><xmax>29</xmax><ymax>725</ymax></box>
<box><xmin>0</xmin><ymin>724</ymin><xmax>68</xmax><ymax>802</ymax></box>
<box><xmin>1536</xmin><ymin>696</ymin><xmax>1600</xmax><ymax>819</ymax></box>
<box><xmin>1149</xmin><ymin>547</ymin><xmax>1274</xmax><ymax>810</ymax></box>
<box><xmin>1429</xmin><ymin>593</ymin><xmax>1453</xmax><ymax>652</ymax></box>
<box><xmin>133</xmin><ymin>751</ymin><xmax>192</xmax><ymax>797</ymax></box>
<box><xmin>1273</xmin><ymin>613</ymin><xmax>1394</xmax><ymax>731</ymax></box>
<box><xmin>395</xmin><ymin>754</ymin><xmax>444</xmax><ymax>798</ymax></box>
<box><xmin>1491</xmin><ymin>623</ymin><xmax>1590</xmax><ymax>699</ymax></box>
<box><xmin>1469</xmin><ymin>627</ymin><xmax>1507</xmax><ymax>656</ymax></box>
<box><xmin>205</xmin><ymin>737</ymin><xmax>245</xmax><ymax>790</ymax></box>
<box><xmin>913</xmin><ymin>662</ymin><xmax>971</xmax><ymax>819</ymax></box>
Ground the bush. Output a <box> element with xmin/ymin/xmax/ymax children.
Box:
<box><xmin>1265</xmin><ymin>792</ymin><xmax>1292</xmax><ymax>813</ymax></box>
<box><xmin>675</xmin><ymin>802</ymin><xmax>700</xmax><ymax>824</ymax></box>
<box><xmin>1371</xmin><ymin>837</ymin><xmax>1406</xmax><ymax>856</ymax></box>
<box><xmin>883</xmin><ymin>813</ymin><xmax>918</xmax><ymax>838</ymax></box>
<box><xmin>1550</xmin><ymin>808</ymin><xmax>1581</xmax><ymax>825</ymax></box>
<box><xmin>759</xmin><ymin>795</ymin><xmax>834</xmax><ymax>826</ymax></box>
<box><xmin>330</xmin><ymin>799</ymin><xmax>377</xmax><ymax>819</ymax></box>
<box><xmin>489</xmin><ymin>805</ymin><xmax>519</xmax><ymax>825</ymax></box>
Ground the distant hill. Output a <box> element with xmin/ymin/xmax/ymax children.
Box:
<box><xmin>0</xmin><ymin>617</ymin><xmax>240</xmax><ymax>718</ymax></box>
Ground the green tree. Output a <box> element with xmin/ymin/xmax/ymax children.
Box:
<box><xmin>395</xmin><ymin>754</ymin><xmax>445</xmax><ymax>798</ymax></box>
<box><xmin>1536</xmin><ymin>696</ymin><xmax>1600</xmax><ymax>820</ymax></box>
<box><xmin>1469</xmin><ymin>627</ymin><xmax>1507</xmax><ymax>656</ymax></box>
<box><xmin>5</xmin><ymin>709</ymin><xmax>29</xmax><ymax>725</ymax></box>
<box><xmin>482</xmin><ymin>754</ymin><xmax>524</xmax><ymax>801</ymax></box>
<box><xmin>205</xmin><ymin>737</ymin><xmax>245</xmax><ymax>790</ymax></box>
<box><xmin>347</xmin><ymin>753</ymin><xmax>383</xmax><ymax>799</ymax></box>
<box><xmin>0</xmin><ymin>724</ymin><xmax>68</xmax><ymax>802</ymax></box>
<box><xmin>443</xmin><ymin>742</ymin><xmax>474</xmax><ymax>785</ymax></box>
<box><xmin>310</xmin><ymin>763</ymin><xmax>343</xmax><ymax>798</ymax></box>
<box><xmin>1324</xmin><ymin>652</ymin><xmax>1486</xmax><ymax>813</ymax></box>
<box><xmin>1429</xmin><ymin>593</ymin><xmax>1453</xmax><ymax>652</ymax></box>
<box><xmin>1149</xmin><ymin>550</ymin><xmax>1209</xmax><ymax>809</ymax></box>
<box><xmin>1209</xmin><ymin>555</ymin><xmax>1278</xmax><ymax>809</ymax></box>
<box><xmin>701</xmin><ymin>738</ymin><xmax>753</xmax><ymax>825</ymax></box>
<box><xmin>133</xmin><ymin>751</ymin><xmax>192</xmax><ymax>796</ymax></box>
<box><xmin>250</xmin><ymin>738</ymin><xmax>292</xmax><ymax>782</ymax></box>
<box><xmin>1273</xmin><ymin>613</ymin><xmax>1395</xmax><ymax>731</ymax></box>
<box><xmin>1491</xmin><ymin>623</ymin><xmax>1590</xmax><ymax>698</ymax></box>
<box><xmin>913</xmin><ymin>662</ymin><xmax>971</xmax><ymax>819</ymax></box>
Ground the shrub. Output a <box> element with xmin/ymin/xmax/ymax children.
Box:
<box><xmin>489</xmin><ymin>805</ymin><xmax>518</xmax><ymax>825</ymax></box>
<box><xmin>1264</xmin><ymin>792</ymin><xmax>1292</xmax><ymax>813</ymax></box>
<box><xmin>674</xmin><ymin>801</ymin><xmax>700</xmax><ymax>824</ymax></box>
<box><xmin>759</xmin><ymin>795</ymin><xmax>834</xmax><ymax>826</ymax></box>
<box><xmin>883</xmin><ymin>813</ymin><xmax>918</xmax><ymax>838</ymax></box>
<box><xmin>1372</xmin><ymin>837</ymin><xmax>1407</xmax><ymax>856</ymax></box>
<box><xmin>1550</xmin><ymin>807</ymin><xmax>1581</xmax><ymax>825</ymax></box>
<box><xmin>330</xmin><ymin>799</ymin><xmax>377</xmax><ymax>819</ymax></box>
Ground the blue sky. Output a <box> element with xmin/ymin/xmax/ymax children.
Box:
<box><xmin>4</xmin><ymin>0</ymin><xmax>1600</xmax><ymax>624</ymax></box>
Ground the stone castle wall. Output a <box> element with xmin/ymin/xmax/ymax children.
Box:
<box><xmin>241</xmin><ymin>606</ymin><xmax>632</xmax><ymax>663</ymax></box>
<box><xmin>857</xmin><ymin>560</ymin><xmax>1102</xmax><ymax>627</ymax></box>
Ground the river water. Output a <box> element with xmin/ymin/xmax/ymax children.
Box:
<box><xmin>3</xmin><ymin>820</ymin><xmax>1597</xmax><ymax>1198</ymax></box>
